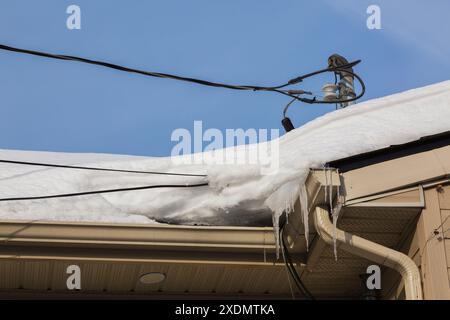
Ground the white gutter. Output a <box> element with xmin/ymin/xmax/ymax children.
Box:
<box><xmin>314</xmin><ymin>206</ymin><xmax>423</xmax><ymax>300</ymax></box>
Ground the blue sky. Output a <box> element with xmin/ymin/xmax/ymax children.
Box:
<box><xmin>1</xmin><ymin>0</ymin><xmax>449</xmax><ymax>156</ymax></box>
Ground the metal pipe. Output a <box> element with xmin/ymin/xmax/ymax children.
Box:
<box><xmin>313</xmin><ymin>206</ymin><xmax>423</xmax><ymax>300</ymax></box>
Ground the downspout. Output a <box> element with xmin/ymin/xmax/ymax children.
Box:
<box><xmin>314</xmin><ymin>206</ymin><xmax>423</xmax><ymax>300</ymax></box>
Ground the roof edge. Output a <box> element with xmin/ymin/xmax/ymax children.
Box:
<box><xmin>327</xmin><ymin>130</ymin><xmax>450</xmax><ymax>172</ymax></box>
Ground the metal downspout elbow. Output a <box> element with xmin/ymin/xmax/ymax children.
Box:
<box><xmin>314</xmin><ymin>206</ymin><xmax>423</xmax><ymax>300</ymax></box>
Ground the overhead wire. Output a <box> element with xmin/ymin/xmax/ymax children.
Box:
<box><xmin>0</xmin><ymin>43</ymin><xmax>290</xmax><ymax>91</ymax></box>
<box><xmin>0</xmin><ymin>182</ymin><xmax>209</xmax><ymax>202</ymax></box>
<box><xmin>294</xmin><ymin>68</ymin><xmax>366</xmax><ymax>105</ymax></box>
<box><xmin>283</xmin><ymin>95</ymin><xmax>299</xmax><ymax>118</ymax></box>
<box><xmin>280</xmin><ymin>223</ymin><xmax>314</xmax><ymax>300</ymax></box>
<box><xmin>0</xmin><ymin>44</ymin><xmax>363</xmax><ymax>217</ymax></box>
<box><xmin>0</xmin><ymin>159</ymin><xmax>209</xmax><ymax>202</ymax></box>
<box><xmin>0</xmin><ymin>43</ymin><xmax>364</xmax><ymax>103</ymax></box>
<box><xmin>0</xmin><ymin>159</ymin><xmax>206</xmax><ymax>177</ymax></box>
<box><xmin>281</xmin><ymin>231</ymin><xmax>297</xmax><ymax>300</ymax></box>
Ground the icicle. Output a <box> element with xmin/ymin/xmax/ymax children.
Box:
<box><xmin>272</xmin><ymin>213</ymin><xmax>280</xmax><ymax>259</ymax></box>
<box><xmin>286</xmin><ymin>206</ymin><xmax>289</xmax><ymax>225</ymax></box>
<box><xmin>332</xmin><ymin>198</ymin><xmax>343</xmax><ymax>261</ymax></box>
<box><xmin>328</xmin><ymin>168</ymin><xmax>333</xmax><ymax>216</ymax></box>
<box><xmin>336</xmin><ymin>169</ymin><xmax>341</xmax><ymax>200</ymax></box>
<box><xmin>298</xmin><ymin>183</ymin><xmax>309</xmax><ymax>249</ymax></box>
<box><xmin>266</xmin><ymin>181</ymin><xmax>302</xmax><ymax>260</ymax></box>
<box><xmin>332</xmin><ymin>210</ymin><xmax>338</xmax><ymax>260</ymax></box>
<box><xmin>323</xmin><ymin>164</ymin><xmax>328</xmax><ymax>203</ymax></box>
<box><xmin>331</xmin><ymin>169</ymin><xmax>343</xmax><ymax>261</ymax></box>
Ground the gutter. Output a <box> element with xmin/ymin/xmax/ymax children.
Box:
<box><xmin>0</xmin><ymin>220</ymin><xmax>282</xmax><ymax>266</ymax></box>
<box><xmin>0</xmin><ymin>220</ymin><xmax>274</xmax><ymax>250</ymax></box>
<box><xmin>313</xmin><ymin>206</ymin><xmax>423</xmax><ymax>300</ymax></box>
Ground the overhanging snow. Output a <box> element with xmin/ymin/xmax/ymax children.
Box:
<box><xmin>1</xmin><ymin>80</ymin><xmax>450</xmax><ymax>236</ymax></box>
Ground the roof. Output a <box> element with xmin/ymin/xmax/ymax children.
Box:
<box><xmin>1</xmin><ymin>80</ymin><xmax>450</xmax><ymax>228</ymax></box>
<box><xmin>328</xmin><ymin>130</ymin><xmax>450</xmax><ymax>172</ymax></box>
<box><xmin>1</xmin><ymin>130</ymin><xmax>450</xmax><ymax>298</ymax></box>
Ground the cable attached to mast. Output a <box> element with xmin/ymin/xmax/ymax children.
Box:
<box><xmin>281</xmin><ymin>54</ymin><xmax>366</xmax><ymax>132</ymax></box>
<box><xmin>0</xmin><ymin>43</ymin><xmax>366</xmax><ymax>135</ymax></box>
<box><xmin>0</xmin><ymin>43</ymin><xmax>363</xmax><ymax>102</ymax></box>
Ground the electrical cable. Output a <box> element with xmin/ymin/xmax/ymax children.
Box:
<box><xmin>0</xmin><ymin>182</ymin><xmax>208</xmax><ymax>202</ymax></box>
<box><xmin>281</xmin><ymin>68</ymin><xmax>365</xmax><ymax>128</ymax></box>
<box><xmin>0</xmin><ymin>43</ymin><xmax>289</xmax><ymax>91</ymax></box>
<box><xmin>421</xmin><ymin>214</ymin><xmax>450</xmax><ymax>248</ymax></box>
<box><xmin>419</xmin><ymin>215</ymin><xmax>450</xmax><ymax>271</ymax></box>
<box><xmin>279</xmin><ymin>223</ymin><xmax>314</xmax><ymax>300</ymax></box>
<box><xmin>283</xmin><ymin>96</ymin><xmax>298</xmax><ymax>118</ymax></box>
<box><xmin>282</xmin><ymin>90</ymin><xmax>327</xmax><ymax>125</ymax></box>
<box><xmin>281</xmin><ymin>232</ymin><xmax>314</xmax><ymax>300</ymax></box>
<box><xmin>280</xmin><ymin>232</ymin><xmax>297</xmax><ymax>300</ymax></box>
<box><xmin>294</xmin><ymin>68</ymin><xmax>366</xmax><ymax>105</ymax></box>
<box><xmin>0</xmin><ymin>159</ymin><xmax>206</xmax><ymax>177</ymax></box>
<box><xmin>0</xmin><ymin>43</ymin><xmax>363</xmax><ymax>102</ymax></box>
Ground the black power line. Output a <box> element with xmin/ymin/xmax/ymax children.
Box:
<box><xmin>280</xmin><ymin>223</ymin><xmax>314</xmax><ymax>300</ymax></box>
<box><xmin>0</xmin><ymin>43</ymin><xmax>363</xmax><ymax>103</ymax></box>
<box><xmin>0</xmin><ymin>159</ymin><xmax>206</xmax><ymax>177</ymax></box>
<box><xmin>0</xmin><ymin>43</ymin><xmax>288</xmax><ymax>90</ymax></box>
<box><xmin>0</xmin><ymin>182</ymin><xmax>208</xmax><ymax>202</ymax></box>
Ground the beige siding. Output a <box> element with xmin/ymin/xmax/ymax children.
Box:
<box><xmin>412</xmin><ymin>186</ymin><xmax>450</xmax><ymax>299</ymax></box>
<box><xmin>392</xmin><ymin>185</ymin><xmax>450</xmax><ymax>299</ymax></box>
<box><xmin>447</xmin><ymin>241</ymin><xmax>450</xmax><ymax>266</ymax></box>
<box><xmin>438</xmin><ymin>188</ymin><xmax>450</xmax><ymax>286</ymax></box>
<box><xmin>441</xmin><ymin>209</ymin><xmax>450</xmax><ymax>267</ymax></box>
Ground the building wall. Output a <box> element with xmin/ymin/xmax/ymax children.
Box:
<box><xmin>405</xmin><ymin>184</ymin><xmax>450</xmax><ymax>300</ymax></box>
<box><xmin>437</xmin><ymin>185</ymin><xmax>450</xmax><ymax>292</ymax></box>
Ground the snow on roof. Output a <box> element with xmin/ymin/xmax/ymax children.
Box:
<box><xmin>1</xmin><ymin>80</ymin><xmax>450</xmax><ymax>233</ymax></box>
